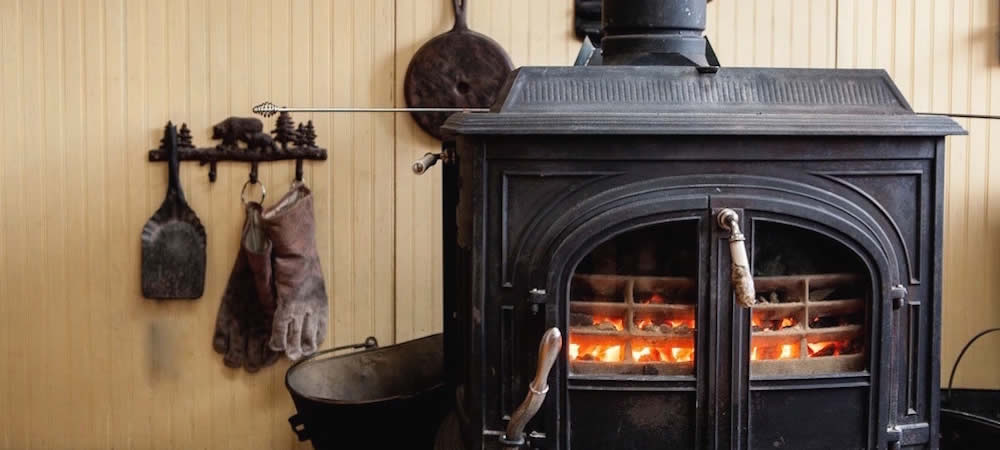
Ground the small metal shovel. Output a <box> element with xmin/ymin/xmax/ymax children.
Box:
<box><xmin>141</xmin><ymin>123</ymin><xmax>206</xmax><ymax>299</ymax></box>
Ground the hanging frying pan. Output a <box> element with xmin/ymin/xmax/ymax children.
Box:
<box><xmin>404</xmin><ymin>0</ymin><xmax>512</xmax><ymax>140</ymax></box>
<box><xmin>141</xmin><ymin>123</ymin><xmax>207</xmax><ymax>299</ymax></box>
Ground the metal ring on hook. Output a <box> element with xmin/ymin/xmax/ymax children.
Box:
<box><xmin>241</xmin><ymin>179</ymin><xmax>266</xmax><ymax>205</ymax></box>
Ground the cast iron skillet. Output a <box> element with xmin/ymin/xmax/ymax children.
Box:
<box><xmin>404</xmin><ymin>0</ymin><xmax>512</xmax><ymax>140</ymax></box>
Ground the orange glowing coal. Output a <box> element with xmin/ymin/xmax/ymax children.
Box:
<box><xmin>636</xmin><ymin>318</ymin><xmax>696</xmax><ymax>331</ymax></box>
<box><xmin>666</xmin><ymin>319</ymin><xmax>696</xmax><ymax>329</ymax></box>
<box><xmin>643</xmin><ymin>293</ymin><xmax>666</xmax><ymax>304</ymax></box>
<box><xmin>671</xmin><ymin>347</ymin><xmax>695</xmax><ymax>362</ymax></box>
<box><xmin>751</xmin><ymin>315</ymin><xmax>797</xmax><ymax>331</ymax></box>
<box><xmin>571</xmin><ymin>342</ymin><xmax>623</xmax><ymax>362</ymax></box>
<box><xmin>630</xmin><ymin>345</ymin><xmax>694</xmax><ymax>363</ymax></box>
<box><xmin>750</xmin><ymin>344</ymin><xmax>798</xmax><ymax>361</ymax></box>
<box><xmin>807</xmin><ymin>341</ymin><xmax>846</xmax><ymax>357</ymax></box>
<box><xmin>592</xmin><ymin>316</ymin><xmax>624</xmax><ymax>331</ymax></box>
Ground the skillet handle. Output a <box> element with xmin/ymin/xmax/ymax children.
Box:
<box><xmin>452</xmin><ymin>0</ymin><xmax>468</xmax><ymax>30</ymax></box>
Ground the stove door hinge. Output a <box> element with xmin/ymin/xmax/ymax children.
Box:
<box><xmin>885</xmin><ymin>422</ymin><xmax>930</xmax><ymax>449</ymax></box>
<box><xmin>890</xmin><ymin>284</ymin><xmax>907</xmax><ymax>310</ymax></box>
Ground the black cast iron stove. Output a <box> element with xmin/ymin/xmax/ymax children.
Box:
<box><xmin>432</xmin><ymin>1</ymin><xmax>965</xmax><ymax>448</ymax></box>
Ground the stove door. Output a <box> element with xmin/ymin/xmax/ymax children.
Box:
<box><xmin>723</xmin><ymin>207</ymin><xmax>883</xmax><ymax>450</ymax></box>
<box><xmin>564</xmin><ymin>210</ymin><xmax>713</xmax><ymax>450</ymax></box>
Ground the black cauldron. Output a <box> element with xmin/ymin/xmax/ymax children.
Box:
<box><xmin>285</xmin><ymin>334</ymin><xmax>449</xmax><ymax>449</ymax></box>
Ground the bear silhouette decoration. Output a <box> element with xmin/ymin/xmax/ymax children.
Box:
<box><xmin>212</xmin><ymin>117</ymin><xmax>277</xmax><ymax>152</ymax></box>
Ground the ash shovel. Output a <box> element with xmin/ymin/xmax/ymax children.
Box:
<box><xmin>141</xmin><ymin>122</ymin><xmax>206</xmax><ymax>299</ymax></box>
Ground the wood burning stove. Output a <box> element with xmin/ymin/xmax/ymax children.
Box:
<box><xmin>427</xmin><ymin>1</ymin><xmax>965</xmax><ymax>449</ymax></box>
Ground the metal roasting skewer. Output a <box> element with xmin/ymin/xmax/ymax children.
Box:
<box><xmin>253</xmin><ymin>101</ymin><xmax>488</xmax><ymax>118</ymax></box>
<box><xmin>255</xmin><ymin>101</ymin><xmax>1000</xmax><ymax>121</ymax></box>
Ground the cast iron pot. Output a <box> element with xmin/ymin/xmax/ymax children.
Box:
<box><xmin>285</xmin><ymin>334</ymin><xmax>448</xmax><ymax>449</ymax></box>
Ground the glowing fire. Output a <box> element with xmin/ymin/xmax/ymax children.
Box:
<box><xmin>571</xmin><ymin>342</ymin><xmax>623</xmax><ymax>362</ymax></box>
<box><xmin>751</xmin><ymin>315</ymin><xmax>797</xmax><ymax>331</ymax></box>
<box><xmin>671</xmin><ymin>347</ymin><xmax>694</xmax><ymax>362</ymax></box>
<box><xmin>592</xmin><ymin>316</ymin><xmax>624</xmax><ymax>331</ymax></box>
<box><xmin>635</xmin><ymin>318</ymin><xmax>696</xmax><ymax>331</ymax></box>
<box><xmin>807</xmin><ymin>341</ymin><xmax>851</xmax><ymax>357</ymax></box>
<box><xmin>570</xmin><ymin>337</ymin><xmax>694</xmax><ymax>364</ymax></box>
<box><xmin>643</xmin><ymin>293</ymin><xmax>666</xmax><ymax>304</ymax></box>
<box><xmin>629</xmin><ymin>345</ymin><xmax>695</xmax><ymax>363</ymax></box>
<box><xmin>750</xmin><ymin>344</ymin><xmax>797</xmax><ymax>361</ymax></box>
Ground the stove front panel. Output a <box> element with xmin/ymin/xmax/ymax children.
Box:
<box><xmin>456</xmin><ymin>135</ymin><xmax>943</xmax><ymax>450</ymax></box>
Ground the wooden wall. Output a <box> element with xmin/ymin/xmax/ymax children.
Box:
<box><xmin>0</xmin><ymin>0</ymin><xmax>997</xmax><ymax>448</ymax></box>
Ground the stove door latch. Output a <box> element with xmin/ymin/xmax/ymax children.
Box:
<box><xmin>717</xmin><ymin>208</ymin><xmax>756</xmax><ymax>308</ymax></box>
<box><xmin>499</xmin><ymin>327</ymin><xmax>563</xmax><ymax>449</ymax></box>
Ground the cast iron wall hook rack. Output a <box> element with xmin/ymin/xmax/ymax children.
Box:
<box><xmin>148</xmin><ymin>113</ymin><xmax>327</xmax><ymax>183</ymax></box>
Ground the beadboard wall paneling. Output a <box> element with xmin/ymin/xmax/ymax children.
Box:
<box><xmin>0</xmin><ymin>1</ymin><xmax>998</xmax><ymax>448</ymax></box>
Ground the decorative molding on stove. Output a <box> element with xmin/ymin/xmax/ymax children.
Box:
<box><xmin>503</xmin><ymin>67</ymin><xmax>906</xmax><ymax>112</ymax></box>
<box><xmin>443</xmin><ymin>112</ymin><xmax>966</xmax><ymax>137</ymax></box>
<box><xmin>500</xmin><ymin>170</ymin><xmax>623</xmax><ymax>288</ymax></box>
<box><xmin>815</xmin><ymin>170</ymin><xmax>923</xmax><ymax>285</ymax></box>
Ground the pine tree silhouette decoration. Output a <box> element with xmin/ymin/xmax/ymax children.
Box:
<box><xmin>272</xmin><ymin>112</ymin><xmax>298</xmax><ymax>149</ymax></box>
<box><xmin>300</xmin><ymin>121</ymin><xmax>317</xmax><ymax>148</ymax></box>
<box><xmin>177</xmin><ymin>123</ymin><xmax>194</xmax><ymax>148</ymax></box>
<box><xmin>294</xmin><ymin>123</ymin><xmax>306</xmax><ymax>147</ymax></box>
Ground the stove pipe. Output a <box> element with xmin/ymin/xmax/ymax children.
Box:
<box><xmin>600</xmin><ymin>0</ymin><xmax>709</xmax><ymax>66</ymax></box>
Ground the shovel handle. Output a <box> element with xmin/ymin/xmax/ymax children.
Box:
<box><xmin>164</xmin><ymin>123</ymin><xmax>182</xmax><ymax>196</ymax></box>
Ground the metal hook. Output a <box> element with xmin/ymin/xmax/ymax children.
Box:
<box><xmin>249</xmin><ymin>161</ymin><xmax>259</xmax><ymax>184</ymax></box>
<box><xmin>295</xmin><ymin>159</ymin><xmax>304</xmax><ymax>183</ymax></box>
<box><xmin>241</xmin><ymin>179</ymin><xmax>266</xmax><ymax>205</ymax></box>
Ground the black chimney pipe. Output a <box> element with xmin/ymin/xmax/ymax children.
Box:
<box><xmin>600</xmin><ymin>0</ymin><xmax>709</xmax><ymax>66</ymax></box>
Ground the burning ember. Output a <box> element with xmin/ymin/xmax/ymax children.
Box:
<box><xmin>569</xmin><ymin>339</ymin><xmax>694</xmax><ymax>364</ymax></box>
<box><xmin>750</xmin><ymin>343</ymin><xmax>799</xmax><ymax>361</ymax></box>
<box><xmin>806</xmin><ymin>339</ymin><xmax>861</xmax><ymax>357</ymax></box>
<box><xmin>569</xmin><ymin>343</ymin><xmax>623</xmax><ymax>362</ymax></box>
<box><xmin>751</xmin><ymin>315</ymin><xmax>798</xmax><ymax>332</ymax></box>
<box><xmin>636</xmin><ymin>318</ymin><xmax>696</xmax><ymax>334</ymax></box>
<box><xmin>570</xmin><ymin>313</ymin><xmax>626</xmax><ymax>332</ymax></box>
<box><xmin>592</xmin><ymin>316</ymin><xmax>624</xmax><ymax>331</ymax></box>
<box><xmin>630</xmin><ymin>345</ymin><xmax>694</xmax><ymax>363</ymax></box>
<box><xmin>642</xmin><ymin>293</ymin><xmax>666</xmax><ymax>304</ymax></box>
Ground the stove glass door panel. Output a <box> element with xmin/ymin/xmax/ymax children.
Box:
<box><xmin>567</xmin><ymin>217</ymin><xmax>704</xmax><ymax>450</ymax></box>
<box><xmin>749</xmin><ymin>221</ymin><xmax>870</xmax><ymax>377</ymax></box>
<box><xmin>745</xmin><ymin>218</ymin><xmax>873</xmax><ymax>450</ymax></box>
<box><xmin>569</xmin><ymin>220</ymin><xmax>700</xmax><ymax>376</ymax></box>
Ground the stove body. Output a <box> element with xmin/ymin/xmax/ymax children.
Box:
<box><xmin>436</xmin><ymin>2</ymin><xmax>963</xmax><ymax>449</ymax></box>
<box><xmin>439</xmin><ymin>65</ymin><xmax>962</xmax><ymax>450</ymax></box>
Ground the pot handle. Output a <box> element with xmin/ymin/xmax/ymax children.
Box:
<box><xmin>288</xmin><ymin>414</ymin><xmax>309</xmax><ymax>441</ymax></box>
<box><xmin>285</xmin><ymin>337</ymin><xmax>379</xmax><ymax>441</ymax></box>
<box><xmin>718</xmin><ymin>209</ymin><xmax>756</xmax><ymax>308</ymax></box>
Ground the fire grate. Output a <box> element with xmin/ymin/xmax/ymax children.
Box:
<box><xmin>750</xmin><ymin>273</ymin><xmax>867</xmax><ymax>376</ymax></box>
<box><xmin>569</xmin><ymin>274</ymin><xmax>697</xmax><ymax>376</ymax></box>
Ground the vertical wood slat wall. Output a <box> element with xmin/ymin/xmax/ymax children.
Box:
<box><xmin>0</xmin><ymin>0</ymin><xmax>997</xmax><ymax>448</ymax></box>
